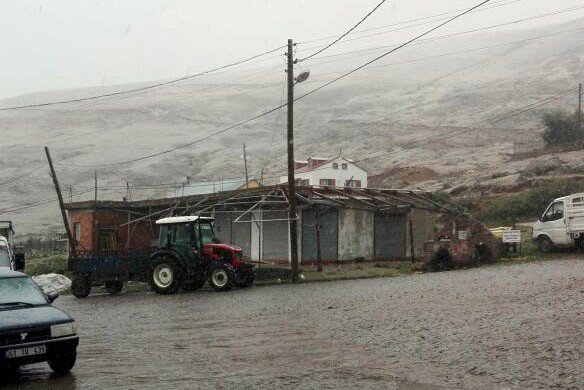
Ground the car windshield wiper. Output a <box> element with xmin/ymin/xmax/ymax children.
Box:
<box><xmin>0</xmin><ymin>301</ymin><xmax>36</xmax><ymax>307</ymax></box>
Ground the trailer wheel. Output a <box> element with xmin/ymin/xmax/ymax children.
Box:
<box><xmin>71</xmin><ymin>275</ymin><xmax>91</xmax><ymax>299</ymax></box>
<box><xmin>236</xmin><ymin>273</ymin><xmax>254</xmax><ymax>288</ymax></box>
<box><xmin>105</xmin><ymin>281</ymin><xmax>124</xmax><ymax>294</ymax></box>
<box><xmin>209</xmin><ymin>265</ymin><xmax>235</xmax><ymax>292</ymax></box>
<box><xmin>182</xmin><ymin>279</ymin><xmax>205</xmax><ymax>292</ymax></box>
<box><xmin>537</xmin><ymin>236</ymin><xmax>554</xmax><ymax>253</ymax></box>
<box><xmin>149</xmin><ymin>257</ymin><xmax>182</xmax><ymax>294</ymax></box>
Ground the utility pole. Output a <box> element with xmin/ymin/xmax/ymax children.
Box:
<box><xmin>69</xmin><ymin>186</ymin><xmax>73</xmax><ymax>203</ymax></box>
<box><xmin>94</xmin><ymin>171</ymin><xmax>98</xmax><ymax>202</ymax></box>
<box><xmin>286</xmin><ymin>38</ymin><xmax>299</xmax><ymax>282</ymax></box>
<box><xmin>578</xmin><ymin>82</ymin><xmax>582</xmax><ymax>131</ymax></box>
<box><xmin>126</xmin><ymin>180</ymin><xmax>132</xmax><ymax>202</ymax></box>
<box><xmin>45</xmin><ymin>147</ymin><xmax>77</xmax><ymax>260</ymax></box>
<box><xmin>243</xmin><ymin>142</ymin><xmax>249</xmax><ymax>189</ymax></box>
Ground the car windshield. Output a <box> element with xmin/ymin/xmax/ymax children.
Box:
<box><xmin>0</xmin><ymin>250</ymin><xmax>10</xmax><ymax>268</ymax></box>
<box><xmin>0</xmin><ymin>276</ymin><xmax>47</xmax><ymax>307</ymax></box>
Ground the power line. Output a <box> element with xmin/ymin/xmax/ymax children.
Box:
<box><xmin>297</xmin><ymin>0</ymin><xmax>535</xmax><ymax>46</ymax></box>
<box><xmin>0</xmin><ymin>45</ymin><xmax>286</xmax><ymax>111</ymax></box>
<box><xmin>54</xmin><ymin>0</ymin><xmax>494</xmax><ymax>169</ymax></box>
<box><xmin>297</xmin><ymin>0</ymin><xmax>390</xmax><ymax>63</ymax></box>
<box><xmin>298</xmin><ymin>4</ymin><xmax>584</xmax><ymax>64</ymax></box>
<box><xmin>294</xmin><ymin>0</ymin><xmax>495</xmax><ymax>102</ymax></box>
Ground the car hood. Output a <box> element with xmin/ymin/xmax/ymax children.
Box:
<box><xmin>0</xmin><ymin>306</ymin><xmax>73</xmax><ymax>331</ymax></box>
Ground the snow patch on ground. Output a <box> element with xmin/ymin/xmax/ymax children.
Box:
<box><xmin>32</xmin><ymin>273</ymin><xmax>72</xmax><ymax>294</ymax></box>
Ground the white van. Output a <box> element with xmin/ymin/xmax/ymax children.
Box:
<box><xmin>532</xmin><ymin>193</ymin><xmax>584</xmax><ymax>252</ymax></box>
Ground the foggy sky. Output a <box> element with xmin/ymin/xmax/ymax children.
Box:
<box><xmin>1</xmin><ymin>0</ymin><xmax>583</xmax><ymax>99</ymax></box>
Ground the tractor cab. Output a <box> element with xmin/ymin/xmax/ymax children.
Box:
<box><xmin>156</xmin><ymin>216</ymin><xmax>216</xmax><ymax>261</ymax></box>
<box><xmin>149</xmin><ymin>216</ymin><xmax>254</xmax><ymax>294</ymax></box>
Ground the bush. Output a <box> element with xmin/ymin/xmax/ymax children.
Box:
<box><xmin>541</xmin><ymin>110</ymin><xmax>581</xmax><ymax>146</ymax></box>
<box><xmin>461</xmin><ymin>179</ymin><xmax>584</xmax><ymax>224</ymax></box>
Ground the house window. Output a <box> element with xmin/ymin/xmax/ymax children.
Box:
<box><xmin>74</xmin><ymin>222</ymin><xmax>81</xmax><ymax>243</ymax></box>
<box><xmin>333</xmin><ymin>163</ymin><xmax>339</xmax><ymax>170</ymax></box>
<box><xmin>298</xmin><ymin>179</ymin><xmax>309</xmax><ymax>186</ymax></box>
<box><xmin>345</xmin><ymin>180</ymin><xmax>362</xmax><ymax>188</ymax></box>
<box><xmin>319</xmin><ymin>179</ymin><xmax>336</xmax><ymax>187</ymax></box>
<box><xmin>341</xmin><ymin>163</ymin><xmax>348</xmax><ymax>170</ymax></box>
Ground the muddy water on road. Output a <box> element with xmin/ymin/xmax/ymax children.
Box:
<box><xmin>2</xmin><ymin>286</ymin><xmax>445</xmax><ymax>390</ymax></box>
<box><xmin>5</xmin><ymin>259</ymin><xmax>582</xmax><ymax>389</ymax></box>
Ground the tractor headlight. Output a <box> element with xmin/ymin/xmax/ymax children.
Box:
<box><xmin>51</xmin><ymin>322</ymin><xmax>76</xmax><ymax>338</ymax></box>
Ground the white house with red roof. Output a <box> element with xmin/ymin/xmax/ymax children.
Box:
<box><xmin>280</xmin><ymin>156</ymin><xmax>368</xmax><ymax>188</ymax></box>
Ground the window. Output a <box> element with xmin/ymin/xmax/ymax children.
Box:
<box><xmin>543</xmin><ymin>201</ymin><xmax>564</xmax><ymax>222</ymax></box>
<box><xmin>297</xmin><ymin>179</ymin><xmax>309</xmax><ymax>186</ymax></box>
<box><xmin>341</xmin><ymin>163</ymin><xmax>348</xmax><ymax>170</ymax></box>
<box><xmin>345</xmin><ymin>180</ymin><xmax>362</xmax><ymax>188</ymax></box>
<box><xmin>332</xmin><ymin>163</ymin><xmax>339</xmax><ymax>170</ymax></box>
<box><xmin>74</xmin><ymin>222</ymin><xmax>81</xmax><ymax>243</ymax></box>
<box><xmin>319</xmin><ymin>179</ymin><xmax>336</xmax><ymax>186</ymax></box>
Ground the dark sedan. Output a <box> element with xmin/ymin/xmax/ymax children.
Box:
<box><xmin>0</xmin><ymin>269</ymin><xmax>79</xmax><ymax>374</ymax></box>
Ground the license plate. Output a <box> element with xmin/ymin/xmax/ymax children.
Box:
<box><xmin>5</xmin><ymin>345</ymin><xmax>46</xmax><ymax>359</ymax></box>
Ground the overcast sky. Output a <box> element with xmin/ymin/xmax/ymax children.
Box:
<box><xmin>0</xmin><ymin>0</ymin><xmax>583</xmax><ymax>99</ymax></box>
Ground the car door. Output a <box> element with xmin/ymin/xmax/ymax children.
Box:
<box><xmin>541</xmin><ymin>201</ymin><xmax>569</xmax><ymax>245</ymax></box>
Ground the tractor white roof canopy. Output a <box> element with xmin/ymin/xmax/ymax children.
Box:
<box><xmin>155</xmin><ymin>216</ymin><xmax>215</xmax><ymax>225</ymax></box>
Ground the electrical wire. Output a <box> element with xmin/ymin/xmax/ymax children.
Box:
<box><xmin>53</xmin><ymin>0</ymin><xmax>494</xmax><ymax>169</ymax></box>
<box><xmin>297</xmin><ymin>0</ymin><xmax>390</xmax><ymax>63</ymax></box>
<box><xmin>0</xmin><ymin>45</ymin><xmax>286</xmax><ymax>111</ymax></box>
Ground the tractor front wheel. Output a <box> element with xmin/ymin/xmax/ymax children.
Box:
<box><xmin>209</xmin><ymin>265</ymin><xmax>235</xmax><ymax>292</ymax></box>
<box><xmin>149</xmin><ymin>258</ymin><xmax>182</xmax><ymax>294</ymax></box>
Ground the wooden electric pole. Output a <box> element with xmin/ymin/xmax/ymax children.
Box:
<box><xmin>578</xmin><ymin>82</ymin><xmax>582</xmax><ymax>130</ymax></box>
<box><xmin>94</xmin><ymin>171</ymin><xmax>98</xmax><ymax>201</ymax></box>
<box><xmin>287</xmin><ymin>38</ymin><xmax>299</xmax><ymax>282</ymax></box>
<box><xmin>45</xmin><ymin>147</ymin><xmax>77</xmax><ymax>259</ymax></box>
<box><xmin>243</xmin><ymin>142</ymin><xmax>249</xmax><ymax>189</ymax></box>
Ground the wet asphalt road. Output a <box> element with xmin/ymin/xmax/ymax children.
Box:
<box><xmin>3</xmin><ymin>259</ymin><xmax>584</xmax><ymax>389</ymax></box>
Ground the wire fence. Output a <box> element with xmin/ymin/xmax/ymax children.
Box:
<box><xmin>15</xmin><ymin>237</ymin><xmax>68</xmax><ymax>259</ymax></box>
<box><xmin>512</xmin><ymin>139</ymin><xmax>545</xmax><ymax>156</ymax></box>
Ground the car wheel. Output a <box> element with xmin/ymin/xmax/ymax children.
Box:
<box><xmin>105</xmin><ymin>281</ymin><xmax>124</xmax><ymax>294</ymax></box>
<box><xmin>149</xmin><ymin>257</ymin><xmax>182</xmax><ymax>294</ymax></box>
<box><xmin>48</xmin><ymin>351</ymin><xmax>76</xmax><ymax>375</ymax></box>
<box><xmin>71</xmin><ymin>275</ymin><xmax>91</xmax><ymax>299</ymax></box>
<box><xmin>182</xmin><ymin>279</ymin><xmax>205</xmax><ymax>292</ymax></box>
<box><xmin>209</xmin><ymin>265</ymin><xmax>235</xmax><ymax>292</ymax></box>
<box><xmin>537</xmin><ymin>236</ymin><xmax>554</xmax><ymax>253</ymax></box>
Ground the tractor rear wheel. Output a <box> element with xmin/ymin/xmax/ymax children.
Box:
<box><xmin>71</xmin><ymin>275</ymin><xmax>91</xmax><ymax>299</ymax></box>
<box><xmin>149</xmin><ymin>257</ymin><xmax>182</xmax><ymax>294</ymax></box>
<box><xmin>105</xmin><ymin>281</ymin><xmax>124</xmax><ymax>294</ymax></box>
<box><xmin>209</xmin><ymin>265</ymin><xmax>235</xmax><ymax>292</ymax></box>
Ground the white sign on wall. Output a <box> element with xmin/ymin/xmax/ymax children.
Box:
<box><xmin>502</xmin><ymin>230</ymin><xmax>522</xmax><ymax>243</ymax></box>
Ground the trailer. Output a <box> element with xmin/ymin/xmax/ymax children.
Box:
<box><xmin>69</xmin><ymin>216</ymin><xmax>254</xmax><ymax>298</ymax></box>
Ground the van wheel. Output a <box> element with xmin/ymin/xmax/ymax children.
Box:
<box><xmin>537</xmin><ymin>236</ymin><xmax>554</xmax><ymax>253</ymax></box>
<box><xmin>71</xmin><ymin>275</ymin><xmax>91</xmax><ymax>299</ymax></box>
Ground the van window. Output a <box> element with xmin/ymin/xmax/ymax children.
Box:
<box><xmin>543</xmin><ymin>201</ymin><xmax>564</xmax><ymax>222</ymax></box>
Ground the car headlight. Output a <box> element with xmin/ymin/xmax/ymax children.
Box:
<box><xmin>51</xmin><ymin>322</ymin><xmax>76</xmax><ymax>338</ymax></box>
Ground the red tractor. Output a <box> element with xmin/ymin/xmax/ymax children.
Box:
<box><xmin>148</xmin><ymin>216</ymin><xmax>254</xmax><ymax>294</ymax></box>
